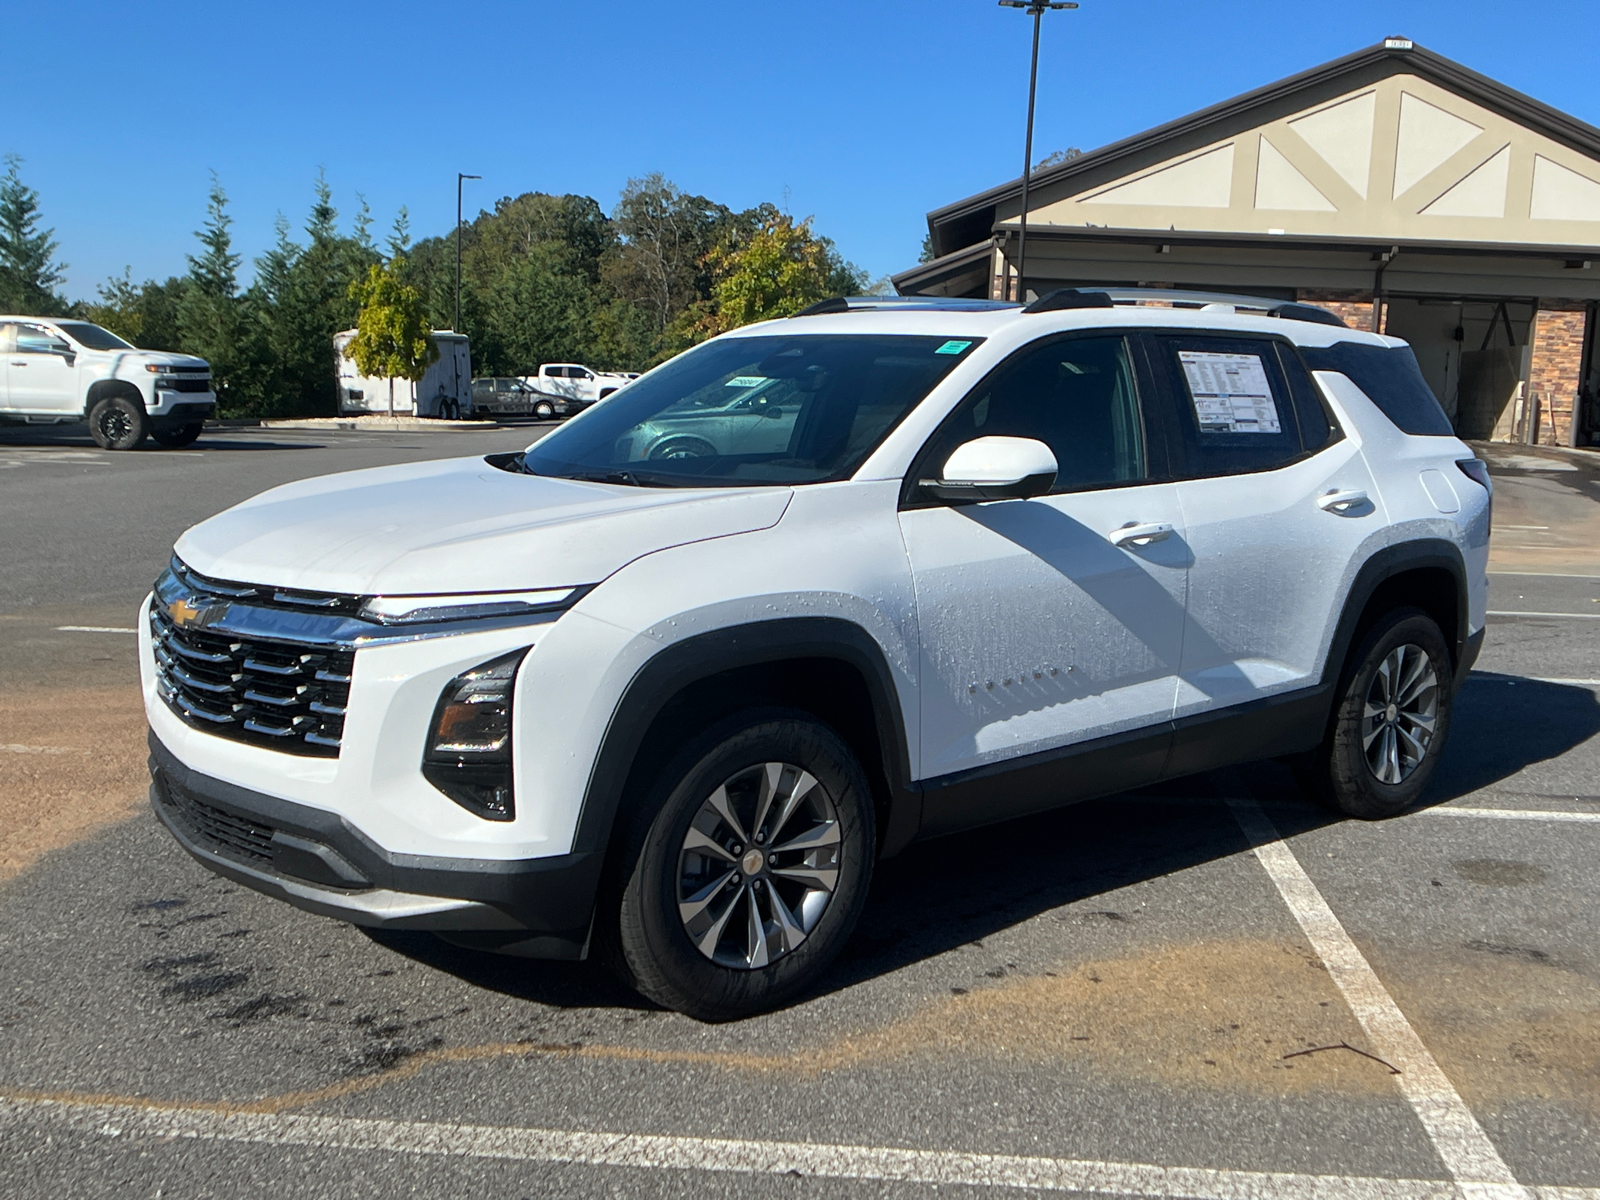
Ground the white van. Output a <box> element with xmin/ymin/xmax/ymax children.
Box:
<box><xmin>334</xmin><ymin>330</ymin><xmax>472</xmax><ymax>418</ymax></box>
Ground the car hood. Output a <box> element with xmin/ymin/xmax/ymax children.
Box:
<box><xmin>173</xmin><ymin>455</ymin><xmax>793</xmax><ymax>595</ymax></box>
<box><xmin>122</xmin><ymin>351</ymin><xmax>209</xmax><ymax>368</ymax></box>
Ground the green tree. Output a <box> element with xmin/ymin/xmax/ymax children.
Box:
<box><xmin>700</xmin><ymin>213</ymin><xmax>833</xmax><ymax>333</ymax></box>
<box><xmin>345</xmin><ymin>254</ymin><xmax>438</xmax><ymax>414</ymax></box>
<box><xmin>178</xmin><ymin>175</ymin><xmax>245</xmax><ymax>401</ymax></box>
<box><xmin>0</xmin><ymin>154</ymin><xmax>68</xmax><ymax>314</ymax></box>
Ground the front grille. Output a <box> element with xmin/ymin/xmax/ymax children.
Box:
<box><xmin>157</xmin><ymin>775</ymin><xmax>275</xmax><ymax>865</ymax></box>
<box><xmin>150</xmin><ymin>603</ymin><xmax>355</xmax><ymax>757</ymax></box>
<box><xmin>171</xmin><ymin>559</ymin><xmax>365</xmax><ymax>617</ymax></box>
<box><xmin>161</xmin><ymin>377</ymin><xmax>212</xmax><ymax>393</ymax></box>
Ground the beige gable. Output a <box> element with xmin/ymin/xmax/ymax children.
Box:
<box><xmin>1017</xmin><ymin>73</ymin><xmax>1600</xmax><ymax>247</ymax></box>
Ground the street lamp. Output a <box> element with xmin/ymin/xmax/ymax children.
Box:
<box><xmin>456</xmin><ymin>173</ymin><xmax>481</xmax><ymax>334</ymax></box>
<box><xmin>999</xmin><ymin>0</ymin><xmax>1077</xmax><ymax>302</ymax></box>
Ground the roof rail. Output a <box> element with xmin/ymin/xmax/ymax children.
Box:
<box><xmin>1022</xmin><ymin>287</ymin><xmax>1347</xmax><ymax>328</ymax></box>
<box><xmin>791</xmin><ymin>295</ymin><xmax>1020</xmax><ymax>317</ymax></box>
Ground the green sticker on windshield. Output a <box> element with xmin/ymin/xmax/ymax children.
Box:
<box><xmin>934</xmin><ymin>340</ymin><xmax>972</xmax><ymax>355</ymax></box>
<box><xmin>725</xmin><ymin>375</ymin><xmax>767</xmax><ymax>387</ymax></box>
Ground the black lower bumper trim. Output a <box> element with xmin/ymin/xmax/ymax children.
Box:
<box><xmin>149</xmin><ymin>732</ymin><xmax>600</xmax><ymax>957</ymax></box>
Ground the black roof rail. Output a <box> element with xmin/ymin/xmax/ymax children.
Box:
<box><xmin>1021</xmin><ymin>289</ymin><xmax>1116</xmax><ymax>313</ymax></box>
<box><xmin>790</xmin><ymin>295</ymin><xmax>1020</xmax><ymax>317</ymax></box>
<box><xmin>1022</xmin><ymin>286</ymin><xmax>1347</xmax><ymax>328</ymax></box>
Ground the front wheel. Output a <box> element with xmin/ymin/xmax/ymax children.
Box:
<box><xmin>607</xmin><ymin>713</ymin><xmax>876</xmax><ymax>1021</ymax></box>
<box><xmin>1305</xmin><ymin>609</ymin><xmax>1454</xmax><ymax>818</ymax></box>
<box><xmin>150</xmin><ymin>421</ymin><xmax>203</xmax><ymax>448</ymax></box>
<box><xmin>88</xmin><ymin>394</ymin><xmax>149</xmax><ymax>450</ymax></box>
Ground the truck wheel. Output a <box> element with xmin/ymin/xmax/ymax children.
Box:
<box><xmin>1302</xmin><ymin>609</ymin><xmax>1453</xmax><ymax>819</ymax></box>
<box><xmin>88</xmin><ymin>394</ymin><xmax>149</xmax><ymax>450</ymax></box>
<box><xmin>606</xmin><ymin>712</ymin><xmax>876</xmax><ymax>1021</ymax></box>
<box><xmin>533</xmin><ymin>400</ymin><xmax>555</xmax><ymax>420</ymax></box>
<box><xmin>150</xmin><ymin>422</ymin><xmax>203</xmax><ymax>448</ymax></box>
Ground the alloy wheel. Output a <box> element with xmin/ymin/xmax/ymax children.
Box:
<box><xmin>1362</xmin><ymin>643</ymin><xmax>1439</xmax><ymax>785</ymax></box>
<box><xmin>100</xmin><ymin>408</ymin><xmax>132</xmax><ymax>443</ymax></box>
<box><xmin>676</xmin><ymin>761</ymin><xmax>841</xmax><ymax>970</ymax></box>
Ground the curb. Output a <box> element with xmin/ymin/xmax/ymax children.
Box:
<box><xmin>258</xmin><ymin>417</ymin><xmax>502</xmax><ymax>432</ymax></box>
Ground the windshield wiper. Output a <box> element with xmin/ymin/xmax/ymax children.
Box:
<box><xmin>564</xmin><ymin>468</ymin><xmax>681</xmax><ymax>488</ymax></box>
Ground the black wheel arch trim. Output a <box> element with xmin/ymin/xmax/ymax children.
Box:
<box><xmin>572</xmin><ymin>617</ymin><xmax>920</xmax><ymax>866</ymax></box>
<box><xmin>83</xmin><ymin>378</ymin><xmax>146</xmax><ymax>418</ymax></box>
<box><xmin>1319</xmin><ymin>537</ymin><xmax>1471</xmax><ymax>694</ymax></box>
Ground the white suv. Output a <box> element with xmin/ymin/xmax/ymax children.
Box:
<box><xmin>140</xmin><ymin>290</ymin><xmax>1489</xmax><ymax>1019</ymax></box>
<box><xmin>0</xmin><ymin>317</ymin><xmax>215</xmax><ymax>448</ymax></box>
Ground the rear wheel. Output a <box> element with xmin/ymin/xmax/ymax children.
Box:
<box><xmin>1304</xmin><ymin>609</ymin><xmax>1453</xmax><ymax>818</ymax></box>
<box><xmin>605</xmin><ymin>712</ymin><xmax>875</xmax><ymax>1021</ymax></box>
<box><xmin>88</xmin><ymin>394</ymin><xmax>149</xmax><ymax>450</ymax></box>
<box><xmin>150</xmin><ymin>421</ymin><xmax>203</xmax><ymax>448</ymax></box>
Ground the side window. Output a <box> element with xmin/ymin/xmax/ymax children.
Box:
<box><xmin>1274</xmin><ymin>342</ymin><xmax>1339</xmax><ymax>451</ymax></box>
<box><xmin>1152</xmin><ymin>334</ymin><xmax>1306</xmax><ymax>478</ymax></box>
<box><xmin>16</xmin><ymin>323</ymin><xmax>69</xmax><ymax>355</ymax></box>
<box><xmin>472</xmin><ymin>379</ymin><xmax>493</xmax><ymax>395</ymax></box>
<box><xmin>919</xmin><ymin>334</ymin><xmax>1149</xmax><ymax>494</ymax></box>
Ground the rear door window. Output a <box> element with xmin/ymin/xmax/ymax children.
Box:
<box><xmin>1147</xmin><ymin>333</ymin><xmax>1309</xmax><ymax>478</ymax></box>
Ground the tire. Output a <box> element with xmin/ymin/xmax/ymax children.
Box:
<box><xmin>88</xmin><ymin>394</ymin><xmax>149</xmax><ymax>450</ymax></box>
<box><xmin>1302</xmin><ymin>608</ymin><xmax>1453</xmax><ymax>819</ymax></box>
<box><xmin>605</xmin><ymin>711</ymin><xmax>876</xmax><ymax>1021</ymax></box>
<box><xmin>150</xmin><ymin>421</ymin><xmax>203</xmax><ymax>448</ymax></box>
<box><xmin>533</xmin><ymin>401</ymin><xmax>555</xmax><ymax>420</ymax></box>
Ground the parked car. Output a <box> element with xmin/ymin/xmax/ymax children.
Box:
<box><xmin>525</xmin><ymin>363</ymin><xmax>636</xmax><ymax>411</ymax></box>
<box><xmin>141</xmin><ymin>290</ymin><xmax>1488</xmax><ymax>1020</ymax></box>
<box><xmin>471</xmin><ymin>377</ymin><xmax>570</xmax><ymax>421</ymax></box>
<box><xmin>0</xmin><ymin>316</ymin><xmax>214</xmax><ymax>448</ymax></box>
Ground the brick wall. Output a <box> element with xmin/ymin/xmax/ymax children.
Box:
<box><xmin>1297</xmin><ymin>290</ymin><xmax>1377</xmax><ymax>332</ymax></box>
<box><xmin>1528</xmin><ymin>305</ymin><xmax>1588</xmax><ymax>446</ymax></box>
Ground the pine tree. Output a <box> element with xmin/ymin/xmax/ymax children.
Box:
<box><xmin>0</xmin><ymin>154</ymin><xmax>68</xmax><ymax>314</ymax></box>
<box><xmin>178</xmin><ymin>174</ymin><xmax>244</xmax><ymax>400</ymax></box>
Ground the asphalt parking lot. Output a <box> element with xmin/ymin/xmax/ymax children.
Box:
<box><xmin>1</xmin><ymin>424</ymin><xmax>1597</xmax><ymax>1199</ymax></box>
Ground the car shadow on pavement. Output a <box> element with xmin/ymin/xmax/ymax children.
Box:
<box><xmin>366</xmin><ymin>675</ymin><xmax>1599</xmax><ymax>1015</ymax></box>
<box><xmin>1417</xmin><ymin>672</ymin><xmax>1600</xmax><ymax>803</ymax></box>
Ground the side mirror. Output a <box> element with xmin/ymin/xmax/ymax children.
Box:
<box><xmin>921</xmin><ymin>436</ymin><xmax>1058</xmax><ymax>502</ymax></box>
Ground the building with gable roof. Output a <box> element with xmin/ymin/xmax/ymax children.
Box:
<box><xmin>894</xmin><ymin>38</ymin><xmax>1600</xmax><ymax>446</ymax></box>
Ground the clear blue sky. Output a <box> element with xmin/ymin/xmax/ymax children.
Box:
<box><xmin>12</xmin><ymin>0</ymin><xmax>1600</xmax><ymax>300</ymax></box>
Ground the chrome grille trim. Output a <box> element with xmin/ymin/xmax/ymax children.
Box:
<box><xmin>149</xmin><ymin>600</ymin><xmax>354</xmax><ymax>758</ymax></box>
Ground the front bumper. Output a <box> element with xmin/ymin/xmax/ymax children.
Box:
<box><xmin>150</xmin><ymin>395</ymin><xmax>216</xmax><ymax>427</ymax></box>
<box><xmin>148</xmin><ymin>733</ymin><xmax>601</xmax><ymax>959</ymax></box>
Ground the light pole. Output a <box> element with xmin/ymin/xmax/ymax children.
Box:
<box><xmin>999</xmin><ymin>0</ymin><xmax>1076</xmax><ymax>302</ymax></box>
<box><xmin>456</xmin><ymin>173</ymin><xmax>481</xmax><ymax>333</ymax></box>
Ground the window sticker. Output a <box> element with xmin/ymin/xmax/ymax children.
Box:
<box><xmin>934</xmin><ymin>340</ymin><xmax>973</xmax><ymax>355</ymax></box>
<box><xmin>1178</xmin><ymin>350</ymin><xmax>1281</xmax><ymax>434</ymax></box>
<box><xmin>724</xmin><ymin>376</ymin><xmax>767</xmax><ymax>388</ymax></box>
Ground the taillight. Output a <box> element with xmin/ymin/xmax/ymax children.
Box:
<box><xmin>1455</xmin><ymin>457</ymin><xmax>1491</xmax><ymax>492</ymax></box>
<box><xmin>421</xmin><ymin>650</ymin><xmax>527</xmax><ymax>821</ymax></box>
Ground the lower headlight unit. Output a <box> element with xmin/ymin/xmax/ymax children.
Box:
<box><xmin>422</xmin><ymin>649</ymin><xmax>529</xmax><ymax>821</ymax></box>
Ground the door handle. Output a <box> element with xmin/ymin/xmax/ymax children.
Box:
<box><xmin>10</xmin><ymin>361</ymin><xmax>27</xmax><ymax>367</ymax></box>
<box><xmin>1317</xmin><ymin>489</ymin><xmax>1369</xmax><ymax>514</ymax></box>
<box><xmin>1108</xmin><ymin>521</ymin><xmax>1174</xmax><ymax>548</ymax></box>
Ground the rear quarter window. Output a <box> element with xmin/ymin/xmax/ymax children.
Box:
<box><xmin>1299</xmin><ymin>341</ymin><xmax>1454</xmax><ymax>436</ymax></box>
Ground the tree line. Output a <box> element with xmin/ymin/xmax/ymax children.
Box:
<box><xmin>0</xmin><ymin>156</ymin><xmax>874</xmax><ymax>417</ymax></box>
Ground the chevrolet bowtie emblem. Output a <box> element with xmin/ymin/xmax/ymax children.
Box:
<box><xmin>168</xmin><ymin>596</ymin><xmax>205</xmax><ymax>627</ymax></box>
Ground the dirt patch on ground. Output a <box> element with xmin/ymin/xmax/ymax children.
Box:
<box><xmin>0</xmin><ymin>685</ymin><xmax>149</xmax><ymax>886</ymax></box>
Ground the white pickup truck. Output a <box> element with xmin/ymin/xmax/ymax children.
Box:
<box><xmin>523</xmin><ymin>363</ymin><xmax>638</xmax><ymax>412</ymax></box>
<box><xmin>0</xmin><ymin>316</ymin><xmax>215</xmax><ymax>449</ymax></box>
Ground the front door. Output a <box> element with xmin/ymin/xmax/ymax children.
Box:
<box><xmin>1142</xmin><ymin>331</ymin><xmax>1387</xmax><ymax>771</ymax></box>
<box><xmin>899</xmin><ymin>333</ymin><xmax>1189</xmax><ymax>816</ymax></box>
<box><xmin>7</xmin><ymin>322</ymin><xmax>79</xmax><ymax>413</ymax></box>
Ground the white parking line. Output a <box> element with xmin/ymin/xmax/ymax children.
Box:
<box><xmin>1227</xmin><ymin>797</ymin><xmax>1530</xmax><ymax>1200</ymax></box>
<box><xmin>1416</xmin><ymin>807</ymin><xmax>1600</xmax><ymax>825</ymax></box>
<box><xmin>1485</xmin><ymin>611</ymin><xmax>1600</xmax><ymax>620</ymax></box>
<box><xmin>7</xmin><ymin>1096</ymin><xmax>1594</xmax><ymax>1200</ymax></box>
<box><xmin>55</xmin><ymin>625</ymin><xmax>138</xmax><ymax>634</ymax></box>
<box><xmin>1487</xmin><ymin>571</ymin><xmax>1600</xmax><ymax>579</ymax></box>
<box><xmin>1</xmin><ymin>744</ymin><xmax>83</xmax><ymax>756</ymax></box>
<box><xmin>1470</xmin><ymin>676</ymin><xmax>1600</xmax><ymax>688</ymax></box>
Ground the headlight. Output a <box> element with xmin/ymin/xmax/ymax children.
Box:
<box><xmin>422</xmin><ymin>650</ymin><xmax>528</xmax><ymax>821</ymax></box>
<box><xmin>360</xmin><ymin>588</ymin><xmax>577</xmax><ymax>625</ymax></box>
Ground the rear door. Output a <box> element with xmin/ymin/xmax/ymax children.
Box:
<box><xmin>1142</xmin><ymin>331</ymin><xmax>1386</xmax><ymax>769</ymax></box>
<box><xmin>899</xmin><ymin>332</ymin><xmax>1189</xmax><ymax>809</ymax></box>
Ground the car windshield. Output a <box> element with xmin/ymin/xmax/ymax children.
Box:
<box><xmin>53</xmin><ymin>321</ymin><xmax>134</xmax><ymax>351</ymax></box>
<box><xmin>518</xmin><ymin>333</ymin><xmax>982</xmax><ymax>487</ymax></box>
